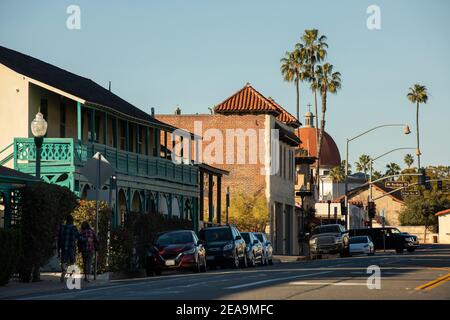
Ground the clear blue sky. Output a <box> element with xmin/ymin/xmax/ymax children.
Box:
<box><xmin>1</xmin><ymin>0</ymin><xmax>449</xmax><ymax>171</ymax></box>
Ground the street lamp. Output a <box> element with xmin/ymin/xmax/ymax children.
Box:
<box><xmin>344</xmin><ymin>124</ymin><xmax>410</xmax><ymax>230</ymax></box>
<box><xmin>30</xmin><ymin>112</ymin><xmax>48</xmax><ymax>178</ymax></box>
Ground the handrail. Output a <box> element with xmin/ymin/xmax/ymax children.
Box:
<box><xmin>0</xmin><ymin>142</ymin><xmax>14</xmax><ymax>166</ymax></box>
<box><xmin>0</xmin><ymin>142</ymin><xmax>13</xmax><ymax>155</ymax></box>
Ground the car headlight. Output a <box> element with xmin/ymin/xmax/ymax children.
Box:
<box><xmin>223</xmin><ymin>243</ymin><xmax>234</xmax><ymax>251</ymax></box>
<box><xmin>309</xmin><ymin>238</ymin><xmax>317</xmax><ymax>245</ymax></box>
<box><xmin>335</xmin><ymin>236</ymin><xmax>342</xmax><ymax>243</ymax></box>
<box><xmin>405</xmin><ymin>237</ymin><xmax>414</xmax><ymax>242</ymax></box>
<box><xmin>183</xmin><ymin>247</ymin><xmax>196</xmax><ymax>255</ymax></box>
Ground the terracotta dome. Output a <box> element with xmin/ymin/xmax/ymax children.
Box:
<box><xmin>297</xmin><ymin>127</ymin><xmax>341</xmax><ymax>167</ymax></box>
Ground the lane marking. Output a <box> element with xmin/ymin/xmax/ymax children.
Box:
<box><xmin>415</xmin><ymin>273</ymin><xmax>450</xmax><ymax>291</ymax></box>
<box><xmin>289</xmin><ymin>281</ymin><xmax>367</xmax><ymax>286</ymax></box>
<box><xmin>225</xmin><ymin>271</ymin><xmax>332</xmax><ymax>290</ymax></box>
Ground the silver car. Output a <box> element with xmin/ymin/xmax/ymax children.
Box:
<box><xmin>349</xmin><ymin>236</ymin><xmax>375</xmax><ymax>256</ymax></box>
<box><xmin>253</xmin><ymin>232</ymin><xmax>273</xmax><ymax>265</ymax></box>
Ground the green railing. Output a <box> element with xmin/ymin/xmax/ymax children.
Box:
<box><xmin>13</xmin><ymin>138</ymin><xmax>198</xmax><ymax>186</ymax></box>
<box><xmin>0</xmin><ymin>142</ymin><xmax>14</xmax><ymax>166</ymax></box>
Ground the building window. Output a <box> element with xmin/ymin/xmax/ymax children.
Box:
<box><xmin>95</xmin><ymin>113</ymin><xmax>101</xmax><ymax>143</ymax></box>
<box><xmin>59</xmin><ymin>102</ymin><xmax>66</xmax><ymax>138</ymax></box>
<box><xmin>120</xmin><ymin>120</ymin><xmax>127</xmax><ymax>150</ymax></box>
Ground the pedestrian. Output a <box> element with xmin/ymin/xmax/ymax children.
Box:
<box><xmin>58</xmin><ymin>215</ymin><xmax>79</xmax><ymax>282</ymax></box>
<box><xmin>79</xmin><ymin>221</ymin><xmax>98</xmax><ymax>282</ymax></box>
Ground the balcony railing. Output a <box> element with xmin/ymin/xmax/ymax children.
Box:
<box><xmin>13</xmin><ymin>138</ymin><xmax>198</xmax><ymax>186</ymax></box>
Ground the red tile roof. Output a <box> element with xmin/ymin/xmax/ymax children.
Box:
<box><xmin>297</xmin><ymin>127</ymin><xmax>341</xmax><ymax>167</ymax></box>
<box><xmin>268</xmin><ymin>97</ymin><xmax>301</xmax><ymax>128</ymax></box>
<box><xmin>436</xmin><ymin>209</ymin><xmax>450</xmax><ymax>217</ymax></box>
<box><xmin>214</xmin><ymin>83</ymin><xmax>280</xmax><ymax>115</ymax></box>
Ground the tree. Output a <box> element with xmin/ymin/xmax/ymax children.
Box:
<box><xmin>312</xmin><ymin>63</ymin><xmax>342</xmax><ymax>192</ymax></box>
<box><xmin>280</xmin><ymin>47</ymin><xmax>307</xmax><ymax>121</ymax></box>
<box><xmin>355</xmin><ymin>154</ymin><xmax>371</xmax><ymax>180</ymax></box>
<box><xmin>407</xmin><ymin>84</ymin><xmax>428</xmax><ymax>170</ymax></box>
<box><xmin>404</xmin><ymin>154</ymin><xmax>414</xmax><ymax>169</ymax></box>
<box><xmin>372</xmin><ymin>170</ymin><xmax>383</xmax><ymax>181</ymax></box>
<box><xmin>385</xmin><ymin>162</ymin><xmax>401</xmax><ymax>179</ymax></box>
<box><xmin>341</xmin><ymin>160</ymin><xmax>352</xmax><ymax>175</ymax></box>
<box><xmin>399</xmin><ymin>189</ymin><xmax>450</xmax><ymax>243</ymax></box>
<box><xmin>330</xmin><ymin>165</ymin><xmax>345</xmax><ymax>183</ymax></box>
<box><xmin>228</xmin><ymin>190</ymin><xmax>268</xmax><ymax>232</ymax></box>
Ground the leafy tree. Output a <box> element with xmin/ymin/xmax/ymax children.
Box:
<box><xmin>407</xmin><ymin>84</ymin><xmax>428</xmax><ymax>169</ymax></box>
<box><xmin>228</xmin><ymin>190</ymin><xmax>268</xmax><ymax>232</ymax></box>
<box><xmin>385</xmin><ymin>162</ymin><xmax>401</xmax><ymax>179</ymax></box>
<box><xmin>399</xmin><ymin>189</ymin><xmax>450</xmax><ymax>243</ymax></box>
<box><xmin>330</xmin><ymin>165</ymin><xmax>345</xmax><ymax>183</ymax></box>
<box><xmin>341</xmin><ymin>160</ymin><xmax>352</xmax><ymax>175</ymax></box>
<box><xmin>404</xmin><ymin>154</ymin><xmax>414</xmax><ymax>169</ymax></box>
<box><xmin>355</xmin><ymin>154</ymin><xmax>371</xmax><ymax>179</ymax></box>
<box><xmin>372</xmin><ymin>170</ymin><xmax>383</xmax><ymax>181</ymax></box>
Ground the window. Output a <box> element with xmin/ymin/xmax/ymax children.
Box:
<box><xmin>59</xmin><ymin>102</ymin><xmax>66</xmax><ymax>138</ymax></box>
<box><xmin>95</xmin><ymin>113</ymin><xmax>101</xmax><ymax>143</ymax></box>
<box><xmin>120</xmin><ymin>120</ymin><xmax>127</xmax><ymax>150</ymax></box>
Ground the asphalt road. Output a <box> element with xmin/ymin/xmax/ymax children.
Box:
<box><xmin>16</xmin><ymin>244</ymin><xmax>450</xmax><ymax>300</ymax></box>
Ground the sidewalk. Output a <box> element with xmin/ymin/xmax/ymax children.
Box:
<box><xmin>272</xmin><ymin>255</ymin><xmax>310</xmax><ymax>263</ymax></box>
<box><xmin>0</xmin><ymin>272</ymin><xmax>109</xmax><ymax>300</ymax></box>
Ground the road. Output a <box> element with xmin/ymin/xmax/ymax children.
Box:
<box><xmin>16</xmin><ymin>244</ymin><xmax>450</xmax><ymax>300</ymax></box>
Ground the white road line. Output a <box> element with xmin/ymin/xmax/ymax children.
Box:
<box><xmin>225</xmin><ymin>271</ymin><xmax>332</xmax><ymax>290</ymax></box>
<box><xmin>289</xmin><ymin>281</ymin><xmax>367</xmax><ymax>286</ymax></box>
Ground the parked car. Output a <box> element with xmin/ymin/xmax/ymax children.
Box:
<box><xmin>348</xmin><ymin>227</ymin><xmax>419</xmax><ymax>253</ymax></box>
<box><xmin>241</xmin><ymin>232</ymin><xmax>264</xmax><ymax>266</ymax></box>
<box><xmin>253</xmin><ymin>232</ymin><xmax>273</xmax><ymax>265</ymax></box>
<box><xmin>198</xmin><ymin>225</ymin><xmax>247</xmax><ymax>269</ymax></box>
<box><xmin>309</xmin><ymin>224</ymin><xmax>350</xmax><ymax>258</ymax></box>
<box><xmin>145</xmin><ymin>230</ymin><xmax>207</xmax><ymax>276</ymax></box>
<box><xmin>349</xmin><ymin>236</ymin><xmax>375</xmax><ymax>256</ymax></box>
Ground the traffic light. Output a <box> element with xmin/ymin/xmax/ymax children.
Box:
<box><xmin>418</xmin><ymin>168</ymin><xmax>426</xmax><ymax>185</ymax></box>
<box><xmin>437</xmin><ymin>180</ymin><xmax>443</xmax><ymax>191</ymax></box>
<box><xmin>367</xmin><ymin>201</ymin><xmax>376</xmax><ymax>219</ymax></box>
<box><xmin>340</xmin><ymin>199</ymin><xmax>347</xmax><ymax>216</ymax></box>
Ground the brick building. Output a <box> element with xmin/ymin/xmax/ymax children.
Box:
<box><xmin>157</xmin><ymin>83</ymin><xmax>301</xmax><ymax>254</ymax></box>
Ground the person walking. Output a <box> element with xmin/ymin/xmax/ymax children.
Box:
<box><xmin>58</xmin><ymin>215</ymin><xmax>79</xmax><ymax>282</ymax></box>
<box><xmin>79</xmin><ymin>221</ymin><xmax>98</xmax><ymax>282</ymax></box>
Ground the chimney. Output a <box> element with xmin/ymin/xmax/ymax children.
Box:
<box><xmin>174</xmin><ymin>106</ymin><xmax>181</xmax><ymax>115</ymax></box>
<box><xmin>151</xmin><ymin>107</ymin><xmax>155</xmax><ymax>117</ymax></box>
<box><xmin>108</xmin><ymin>81</ymin><xmax>111</xmax><ymax>92</ymax></box>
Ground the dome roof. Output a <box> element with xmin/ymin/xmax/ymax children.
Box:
<box><xmin>297</xmin><ymin>127</ymin><xmax>341</xmax><ymax>167</ymax></box>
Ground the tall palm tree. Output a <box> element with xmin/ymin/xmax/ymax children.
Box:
<box><xmin>407</xmin><ymin>84</ymin><xmax>428</xmax><ymax>170</ymax></box>
<box><xmin>372</xmin><ymin>170</ymin><xmax>383</xmax><ymax>181</ymax></box>
<box><xmin>330</xmin><ymin>165</ymin><xmax>345</xmax><ymax>183</ymax></box>
<box><xmin>311</xmin><ymin>63</ymin><xmax>341</xmax><ymax>191</ymax></box>
<box><xmin>280</xmin><ymin>47</ymin><xmax>307</xmax><ymax>121</ymax></box>
<box><xmin>404</xmin><ymin>154</ymin><xmax>414</xmax><ymax>169</ymax></box>
<box><xmin>355</xmin><ymin>154</ymin><xmax>372</xmax><ymax>180</ymax></box>
<box><xmin>300</xmin><ymin>29</ymin><xmax>328</xmax><ymax>132</ymax></box>
<box><xmin>385</xmin><ymin>162</ymin><xmax>401</xmax><ymax>180</ymax></box>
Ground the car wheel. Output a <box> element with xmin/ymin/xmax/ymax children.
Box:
<box><xmin>233</xmin><ymin>252</ymin><xmax>240</xmax><ymax>269</ymax></box>
<box><xmin>269</xmin><ymin>258</ymin><xmax>273</xmax><ymax>265</ymax></box>
<box><xmin>240</xmin><ymin>252</ymin><xmax>248</xmax><ymax>268</ymax></box>
<box><xmin>250</xmin><ymin>253</ymin><xmax>256</xmax><ymax>267</ymax></box>
<box><xmin>193</xmin><ymin>258</ymin><xmax>201</xmax><ymax>273</ymax></box>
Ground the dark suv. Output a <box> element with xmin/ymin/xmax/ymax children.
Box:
<box><xmin>198</xmin><ymin>225</ymin><xmax>247</xmax><ymax>268</ymax></box>
<box><xmin>348</xmin><ymin>227</ymin><xmax>419</xmax><ymax>253</ymax></box>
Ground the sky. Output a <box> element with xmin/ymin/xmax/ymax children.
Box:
<box><xmin>1</xmin><ymin>0</ymin><xmax>449</xmax><ymax>172</ymax></box>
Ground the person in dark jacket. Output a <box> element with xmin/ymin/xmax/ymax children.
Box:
<box><xmin>79</xmin><ymin>221</ymin><xmax>98</xmax><ymax>282</ymax></box>
<box><xmin>58</xmin><ymin>215</ymin><xmax>79</xmax><ymax>282</ymax></box>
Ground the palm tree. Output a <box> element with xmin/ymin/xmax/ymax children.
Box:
<box><xmin>385</xmin><ymin>162</ymin><xmax>401</xmax><ymax>180</ymax></box>
<box><xmin>312</xmin><ymin>63</ymin><xmax>342</xmax><ymax>191</ymax></box>
<box><xmin>404</xmin><ymin>154</ymin><xmax>414</xmax><ymax>169</ymax></box>
<box><xmin>355</xmin><ymin>154</ymin><xmax>372</xmax><ymax>180</ymax></box>
<box><xmin>330</xmin><ymin>165</ymin><xmax>345</xmax><ymax>183</ymax></box>
<box><xmin>341</xmin><ymin>160</ymin><xmax>352</xmax><ymax>175</ymax></box>
<box><xmin>280</xmin><ymin>47</ymin><xmax>307</xmax><ymax>121</ymax></box>
<box><xmin>300</xmin><ymin>29</ymin><xmax>328</xmax><ymax>132</ymax></box>
<box><xmin>407</xmin><ymin>84</ymin><xmax>428</xmax><ymax>170</ymax></box>
<box><xmin>372</xmin><ymin>170</ymin><xmax>383</xmax><ymax>181</ymax></box>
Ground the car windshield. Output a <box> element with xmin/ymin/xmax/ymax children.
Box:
<box><xmin>202</xmin><ymin>228</ymin><xmax>233</xmax><ymax>242</ymax></box>
<box><xmin>390</xmin><ymin>228</ymin><xmax>401</xmax><ymax>234</ymax></box>
<box><xmin>156</xmin><ymin>232</ymin><xmax>193</xmax><ymax>245</ymax></box>
<box><xmin>350</xmin><ymin>236</ymin><xmax>368</xmax><ymax>244</ymax></box>
<box><xmin>254</xmin><ymin>234</ymin><xmax>264</xmax><ymax>242</ymax></box>
<box><xmin>312</xmin><ymin>225</ymin><xmax>341</xmax><ymax>235</ymax></box>
<box><xmin>241</xmin><ymin>233</ymin><xmax>251</xmax><ymax>244</ymax></box>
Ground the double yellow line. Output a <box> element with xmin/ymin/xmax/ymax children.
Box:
<box><xmin>415</xmin><ymin>272</ymin><xmax>450</xmax><ymax>291</ymax></box>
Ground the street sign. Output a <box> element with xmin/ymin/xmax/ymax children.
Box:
<box><xmin>401</xmin><ymin>190</ymin><xmax>420</xmax><ymax>196</ymax></box>
<box><xmin>385</xmin><ymin>181</ymin><xmax>409</xmax><ymax>189</ymax></box>
<box><xmin>80</xmin><ymin>152</ymin><xmax>115</xmax><ymax>188</ymax></box>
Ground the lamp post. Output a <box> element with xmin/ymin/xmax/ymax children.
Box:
<box><xmin>30</xmin><ymin>112</ymin><xmax>48</xmax><ymax>178</ymax></box>
<box><xmin>345</xmin><ymin>124</ymin><xmax>410</xmax><ymax>230</ymax></box>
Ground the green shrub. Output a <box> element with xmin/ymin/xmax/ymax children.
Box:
<box><xmin>0</xmin><ymin>228</ymin><xmax>20</xmax><ymax>285</ymax></box>
<box><xmin>17</xmin><ymin>182</ymin><xmax>78</xmax><ymax>282</ymax></box>
<box><xmin>72</xmin><ymin>200</ymin><xmax>112</xmax><ymax>273</ymax></box>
